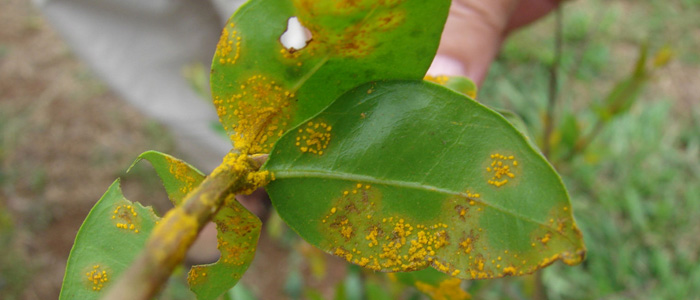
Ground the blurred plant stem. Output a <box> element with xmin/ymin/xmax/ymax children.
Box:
<box><xmin>542</xmin><ymin>5</ymin><xmax>563</xmax><ymax>159</ymax></box>
<box><xmin>536</xmin><ymin>4</ymin><xmax>564</xmax><ymax>300</ymax></box>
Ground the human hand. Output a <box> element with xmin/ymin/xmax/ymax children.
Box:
<box><xmin>428</xmin><ymin>0</ymin><xmax>561</xmax><ymax>85</ymax></box>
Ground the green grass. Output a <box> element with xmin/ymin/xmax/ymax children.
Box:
<box><xmin>476</xmin><ymin>0</ymin><xmax>700</xmax><ymax>298</ymax></box>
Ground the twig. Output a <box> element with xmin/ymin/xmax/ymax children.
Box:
<box><xmin>542</xmin><ymin>5</ymin><xmax>563</xmax><ymax>158</ymax></box>
<box><xmin>102</xmin><ymin>154</ymin><xmax>266</xmax><ymax>300</ymax></box>
<box><xmin>536</xmin><ymin>4</ymin><xmax>564</xmax><ymax>300</ymax></box>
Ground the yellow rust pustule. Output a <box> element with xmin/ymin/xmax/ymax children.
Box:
<box><xmin>215</xmin><ymin>23</ymin><xmax>241</xmax><ymax>65</ymax></box>
<box><xmin>112</xmin><ymin>204</ymin><xmax>140</xmax><ymax>233</ymax></box>
<box><xmin>85</xmin><ymin>264</ymin><xmax>109</xmax><ymax>292</ymax></box>
<box><xmin>214</xmin><ymin>75</ymin><xmax>295</xmax><ymax>154</ymax></box>
<box><xmin>295</xmin><ymin>121</ymin><xmax>332</xmax><ymax>155</ymax></box>
<box><xmin>486</xmin><ymin>153</ymin><xmax>518</xmax><ymax>188</ymax></box>
<box><xmin>165</xmin><ymin>156</ymin><xmax>198</xmax><ymax>195</ymax></box>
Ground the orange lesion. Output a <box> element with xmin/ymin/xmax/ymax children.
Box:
<box><xmin>85</xmin><ymin>264</ymin><xmax>109</xmax><ymax>292</ymax></box>
<box><xmin>295</xmin><ymin>121</ymin><xmax>332</xmax><ymax>155</ymax></box>
<box><xmin>165</xmin><ymin>156</ymin><xmax>197</xmax><ymax>195</ymax></box>
<box><xmin>291</xmin><ymin>0</ymin><xmax>407</xmax><ymax>58</ymax></box>
<box><xmin>112</xmin><ymin>204</ymin><xmax>140</xmax><ymax>233</ymax></box>
<box><xmin>486</xmin><ymin>153</ymin><xmax>518</xmax><ymax>187</ymax></box>
<box><xmin>295</xmin><ymin>0</ymin><xmax>405</xmax><ymax>17</ymax></box>
<box><xmin>215</xmin><ymin>75</ymin><xmax>295</xmax><ymax>154</ymax></box>
<box><xmin>424</xmin><ymin>75</ymin><xmax>450</xmax><ymax>85</ymax></box>
<box><xmin>215</xmin><ymin>23</ymin><xmax>241</xmax><ymax>65</ymax></box>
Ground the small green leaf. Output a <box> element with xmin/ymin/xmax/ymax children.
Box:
<box><xmin>596</xmin><ymin>44</ymin><xmax>649</xmax><ymax>121</ymax></box>
<box><xmin>187</xmin><ymin>194</ymin><xmax>262</xmax><ymax>300</ymax></box>
<box><xmin>493</xmin><ymin>108</ymin><xmax>537</xmax><ymax>149</ymax></box>
<box><xmin>129</xmin><ymin>150</ymin><xmax>205</xmax><ymax>206</ymax></box>
<box><xmin>424</xmin><ymin>75</ymin><xmax>478</xmax><ymax>99</ymax></box>
<box><xmin>559</xmin><ymin>113</ymin><xmax>581</xmax><ymax>153</ymax></box>
<box><xmin>210</xmin><ymin>0</ymin><xmax>450</xmax><ymax>153</ymax></box>
<box><xmin>264</xmin><ymin>80</ymin><xmax>585</xmax><ymax>280</ymax></box>
<box><xmin>392</xmin><ymin>268</ymin><xmax>469</xmax><ymax>300</ymax></box>
<box><xmin>59</xmin><ymin>180</ymin><xmax>160</xmax><ymax>299</ymax></box>
<box><xmin>365</xmin><ymin>281</ymin><xmax>393</xmax><ymax>300</ymax></box>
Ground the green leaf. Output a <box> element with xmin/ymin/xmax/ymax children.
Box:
<box><xmin>424</xmin><ymin>75</ymin><xmax>478</xmax><ymax>99</ymax></box>
<box><xmin>392</xmin><ymin>268</ymin><xmax>469</xmax><ymax>300</ymax></box>
<box><xmin>210</xmin><ymin>0</ymin><xmax>450</xmax><ymax>154</ymax></box>
<box><xmin>493</xmin><ymin>108</ymin><xmax>537</xmax><ymax>150</ymax></box>
<box><xmin>125</xmin><ymin>151</ymin><xmax>262</xmax><ymax>299</ymax></box>
<box><xmin>559</xmin><ymin>113</ymin><xmax>581</xmax><ymax>153</ymax></box>
<box><xmin>59</xmin><ymin>180</ymin><xmax>160</xmax><ymax>299</ymax></box>
<box><xmin>129</xmin><ymin>150</ymin><xmax>206</xmax><ymax>206</ymax></box>
<box><xmin>365</xmin><ymin>281</ymin><xmax>393</xmax><ymax>300</ymax></box>
<box><xmin>596</xmin><ymin>44</ymin><xmax>649</xmax><ymax>121</ymax></box>
<box><xmin>187</xmin><ymin>194</ymin><xmax>262</xmax><ymax>300</ymax></box>
<box><xmin>264</xmin><ymin>80</ymin><xmax>585</xmax><ymax>280</ymax></box>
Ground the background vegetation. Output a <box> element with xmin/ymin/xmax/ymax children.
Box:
<box><xmin>1</xmin><ymin>0</ymin><xmax>698</xmax><ymax>299</ymax></box>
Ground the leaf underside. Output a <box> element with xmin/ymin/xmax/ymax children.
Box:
<box><xmin>59</xmin><ymin>180</ymin><xmax>160</xmax><ymax>300</ymax></box>
<box><xmin>132</xmin><ymin>151</ymin><xmax>261</xmax><ymax>300</ymax></box>
<box><xmin>264</xmin><ymin>81</ymin><xmax>586</xmax><ymax>280</ymax></box>
<box><xmin>61</xmin><ymin>151</ymin><xmax>261</xmax><ymax>300</ymax></box>
<box><xmin>210</xmin><ymin>0</ymin><xmax>450</xmax><ymax>154</ymax></box>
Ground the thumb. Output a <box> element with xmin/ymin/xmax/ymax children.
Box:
<box><xmin>428</xmin><ymin>0</ymin><xmax>520</xmax><ymax>85</ymax></box>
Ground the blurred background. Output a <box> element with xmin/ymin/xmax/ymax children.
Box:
<box><xmin>1</xmin><ymin>0</ymin><xmax>699</xmax><ymax>299</ymax></box>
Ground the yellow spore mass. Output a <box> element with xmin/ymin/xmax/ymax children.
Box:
<box><xmin>112</xmin><ymin>204</ymin><xmax>140</xmax><ymax>233</ymax></box>
<box><xmin>212</xmin><ymin>152</ymin><xmax>271</xmax><ymax>195</ymax></box>
<box><xmin>295</xmin><ymin>121</ymin><xmax>332</xmax><ymax>155</ymax></box>
<box><xmin>215</xmin><ymin>23</ymin><xmax>241</xmax><ymax>65</ymax></box>
<box><xmin>486</xmin><ymin>153</ymin><xmax>518</xmax><ymax>187</ymax></box>
<box><xmin>215</xmin><ymin>75</ymin><xmax>295</xmax><ymax>154</ymax></box>
<box><xmin>165</xmin><ymin>156</ymin><xmax>198</xmax><ymax>195</ymax></box>
<box><xmin>85</xmin><ymin>264</ymin><xmax>109</xmax><ymax>292</ymax></box>
<box><xmin>424</xmin><ymin>75</ymin><xmax>449</xmax><ymax>85</ymax></box>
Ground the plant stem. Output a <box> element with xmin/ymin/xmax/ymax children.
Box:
<box><xmin>561</xmin><ymin>117</ymin><xmax>605</xmax><ymax>162</ymax></box>
<box><xmin>542</xmin><ymin>5</ymin><xmax>563</xmax><ymax>158</ymax></box>
<box><xmin>536</xmin><ymin>5</ymin><xmax>563</xmax><ymax>300</ymax></box>
<box><xmin>102</xmin><ymin>153</ymin><xmax>265</xmax><ymax>300</ymax></box>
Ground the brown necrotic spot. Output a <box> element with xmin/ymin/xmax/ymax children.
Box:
<box><xmin>112</xmin><ymin>203</ymin><xmax>140</xmax><ymax>233</ymax></box>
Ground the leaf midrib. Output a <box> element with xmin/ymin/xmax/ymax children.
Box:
<box><xmin>270</xmin><ymin>168</ymin><xmax>575</xmax><ymax>244</ymax></box>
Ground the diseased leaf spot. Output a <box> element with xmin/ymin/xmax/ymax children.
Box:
<box><xmin>112</xmin><ymin>204</ymin><xmax>140</xmax><ymax>233</ymax></box>
<box><xmin>215</xmin><ymin>23</ymin><xmax>241</xmax><ymax>65</ymax></box>
<box><xmin>295</xmin><ymin>121</ymin><xmax>332</xmax><ymax>155</ymax></box>
<box><xmin>165</xmin><ymin>156</ymin><xmax>197</xmax><ymax>195</ymax></box>
<box><xmin>424</xmin><ymin>75</ymin><xmax>449</xmax><ymax>85</ymax></box>
<box><xmin>214</xmin><ymin>75</ymin><xmax>295</xmax><ymax>154</ymax></box>
<box><xmin>486</xmin><ymin>153</ymin><xmax>518</xmax><ymax>187</ymax></box>
<box><xmin>539</xmin><ymin>232</ymin><xmax>552</xmax><ymax>246</ymax></box>
<box><xmin>292</xmin><ymin>0</ymin><xmax>407</xmax><ymax>58</ymax></box>
<box><xmin>85</xmin><ymin>264</ymin><xmax>109</xmax><ymax>292</ymax></box>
